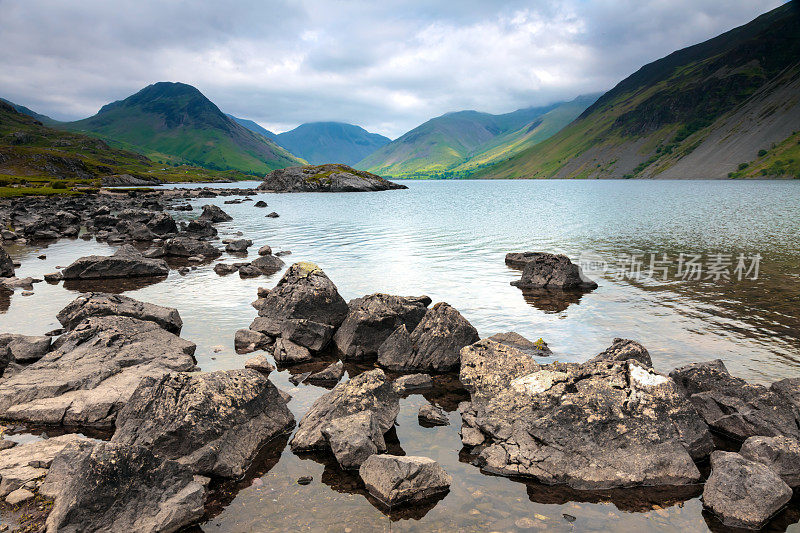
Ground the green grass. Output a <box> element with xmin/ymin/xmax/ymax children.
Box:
<box><xmin>727</xmin><ymin>131</ymin><xmax>800</xmax><ymax>178</ymax></box>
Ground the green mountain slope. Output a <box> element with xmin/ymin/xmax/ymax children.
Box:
<box><xmin>227</xmin><ymin>114</ymin><xmax>278</xmax><ymax>140</ymax></box>
<box><xmin>62</xmin><ymin>82</ymin><xmax>304</xmax><ymax>174</ymax></box>
<box><xmin>476</xmin><ymin>2</ymin><xmax>800</xmax><ymax>179</ymax></box>
<box><xmin>0</xmin><ymin>98</ymin><xmax>58</xmax><ymax>125</ymax></box>
<box><xmin>274</xmin><ymin>122</ymin><xmax>391</xmax><ymax>166</ymax></box>
<box><xmin>355</xmin><ymin>99</ymin><xmax>594</xmax><ymax>178</ymax></box>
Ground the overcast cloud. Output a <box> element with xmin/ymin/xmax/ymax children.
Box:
<box><xmin>0</xmin><ymin>0</ymin><xmax>783</xmax><ymax>138</ymax></box>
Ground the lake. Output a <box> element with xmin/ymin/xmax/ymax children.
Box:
<box><xmin>2</xmin><ymin>179</ymin><xmax>800</xmax><ymax>532</ymax></box>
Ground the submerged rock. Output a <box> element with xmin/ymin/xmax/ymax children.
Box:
<box><xmin>322</xmin><ymin>411</ymin><xmax>387</xmax><ymax>469</ymax></box>
<box><xmin>359</xmin><ymin>455</ymin><xmax>451</xmax><ymax>507</ymax></box>
<box><xmin>378</xmin><ymin>302</ymin><xmax>479</xmax><ymax>373</ymax></box>
<box><xmin>459</xmin><ymin>339</ymin><xmax>713</xmax><ymax>489</ymax></box>
<box><xmin>419</xmin><ymin>403</ymin><xmax>449</xmax><ymax>426</ymax></box>
<box><xmin>510</xmin><ymin>252</ymin><xmax>597</xmax><ymax>290</ymax></box>
<box><xmin>258</xmin><ymin>164</ymin><xmax>407</xmax><ymax>193</ymax></box>
<box><xmin>393</xmin><ymin>373</ymin><xmax>433</xmax><ymax>394</ymax></box>
<box><xmin>702</xmin><ymin>451</ymin><xmax>792</xmax><ymax>530</ymax></box>
<box><xmin>56</xmin><ymin>292</ymin><xmax>183</xmax><ymax>333</ymax></box>
<box><xmin>112</xmin><ymin>369</ymin><xmax>294</xmax><ymax>478</ymax></box>
<box><xmin>61</xmin><ymin>244</ymin><xmax>169</xmax><ymax>280</ymax></box>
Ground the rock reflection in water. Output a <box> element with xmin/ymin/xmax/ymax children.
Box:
<box><xmin>63</xmin><ymin>275</ymin><xmax>168</xmax><ymax>294</ymax></box>
<box><xmin>519</xmin><ymin>287</ymin><xmax>584</xmax><ymax>313</ymax></box>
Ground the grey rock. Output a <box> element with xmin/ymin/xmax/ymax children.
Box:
<box><xmin>258</xmin><ymin>164</ymin><xmax>407</xmax><ymax>193</ymax></box>
<box><xmin>112</xmin><ymin>369</ymin><xmax>294</xmax><ymax>478</ymax></box>
<box><xmin>740</xmin><ymin>435</ymin><xmax>800</xmax><ymax>487</ymax></box>
<box><xmin>266</xmin><ymin>212</ymin><xmax>279</xmax><ymax>218</ymax></box>
<box><xmin>488</xmin><ymin>332</ymin><xmax>552</xmax><ymax>357</ymax></box>
<box><xmin>588</xmin><ymin>338</ymin><xmax>652</xmax><ymax>367</ymax></box>
<box><xmin>418</xmin><ymin>403</ymin><xmax>449</xmax><ymax>426</ymax></box>
<box><xmin>238</xmin><ymin>264</ymin><xmax>262</xmax><ymax>277</ymax></box>
<box><xmin>199</xmin><ymin>204</ymin><xmax>232</xmax><ymax>222</ymax></box>
<box><xmin>393</xmin><ymin>373</ymin><xmax>433</xmax><ymax>394</ymax></box>
<box><xmin>0</xmin><ymin>333</ymin><xmax>51</xmax><ymax>363</ymax></box>
<box><xmin>101</xmin><ymin>174</ymin><xmax>162</xmax><ymax>187</ymax></box>
<box><xmin>273</xmin><ymin>337</ymin><xmax>313</xmax><ymax>364</ymax></box>
<box><xmin>185</xmin><ymin>218</ymin><xmax>217</xmax><ymax>237</ymax></box>
<box><xmin>251</xmin><ymin>253</ymin><xmax>285</xmax><ymax>274</ymax></box>
<box><xmin>225</xmin><ymin>239</ymin><xmax>253</xmax><ymax>253</ymax></box>
<box><xmin>257</xmin><ymin>245</ymin><xmax>272</xmax><ymax>256</ymax></box>
<box><xmin>146</xmin><ymin>212</ymin><xmax>178</xmax><ymax>235</ymax></box>
<box><xmin>307</xmin><ymin>361</ymin><xmax>345</xmax><ymax>384</ymax></box>
<box><xmin>164</xmin><ymin>237</ymin><xmax>222</xmax><ymax>258</ymax></box>
<box><xmin>510</xmin><ymin>253</ymin><xmax>597</xmax><ymax>290</ymax></box>
<box><xmin>322</xmin><ymin>411</ymin><xmax>387</xmax><ymax>469</ymax></box>
<box><xmin>61</xmin><ymin>245</ymin><xmax>169</xmax><ymax>279</ymax></box>
<box><xmin>505</xmin><ymin>251</ymin><xmax>549</xmax><ymax>269</ymax></box>
<box><xmin>234</xmin><ymin>328</ymin><xmax>269</xmax><ymax>353</ymax></box>
<box><xmin>214</xmin><ymin>263</ymin><xmax>239</xmax><ymax>275</ymax></box>
<box><xmin>290</xmin><ymin>369</ymin><xmax>399</xmax><ymax>451</ymax></box>
<box><xmin>44</xmin><ymin>441</ymin><xmax>207</xmax><ymax>533</ymax></box>
<box><xmin>5</xmin><ymin>487</ymin><xmax>34</xmax><ymax>505</ymax></box>
<box><xmin>244</xmin><ymin>354</ymin><xmax>275</xmax><ymax>374</ymax></box>
<box><xmin>0</xmin><ymin>246</ymin><xmax>14</xmax><ymax>277</ymax></box>
<box><xmin>0</xmin><ymin>316</ymin><xmax>196</xmax><ymax>427</ymax></box>
<box><xmin>458</xmin><ymin>339</ymin><xmax>713</xmax><ymax>489</ymax></box>
<box><xmin>378</xmin><ymin>302</ymin><xmax>479</xmax><ymax>373</ymax></box>
<box><xmin>0</xmin><ymin>434</ymin><xmax>92</xmax><ymax>498</ymax></box>
<box><xmin>56</xmin><ymin>292</ymin><xmax>183</xmax><ymax>333</ymax></box>
<box><xmin>254</xmin><ymin>200</ymin><xmax>268</xmax><ymax>208</ymax></box>
<box><xmin>334</xmin><ymin>293</ymin><xmax>431</xmax><ymax>361</ymax></box>
<box><xmin>703</xmin><ymin>451</ymin><xmax>792</xmax><ymax>530</ymax></box>
<box><xmin>359</xmin><ymin>455</ymin><xmax>451</xmax><ymax>507</ymax></box>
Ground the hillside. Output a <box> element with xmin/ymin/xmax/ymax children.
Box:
<box><xmin>0</xmin><ymin>98</ymin><xmax>58</xmax><ymax>125</ymax></box>
<box><xmin>62</xmin><ymin>82</ymin><xmax>304</xmax><ymax>174</ymax></box>
<box><xmin>476</xmin><ymin>2</ymin><xmax>800</xmax><ymax>179</ymax></box>
<box><xmin>228</xmin><ymin>114</ymin><xmax>278</xmax><ymax>140</ymax></box>
<box><xmin>273</xmin><ymin>122</ymin><xmax>390</xmax><ymax>166</ymax></box>
<box><xmin>355</xmin><ymin>99</ymin><xmax>595</xmax><ymax>178</ymax></box>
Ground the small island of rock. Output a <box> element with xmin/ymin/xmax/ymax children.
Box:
<box><xmin>257</xmin><ymin>164</ymin><xmax>407</xmax><ymax>193</ymax></box>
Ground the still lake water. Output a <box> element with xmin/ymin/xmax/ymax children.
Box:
<box><xmin>2</xmin><ymin>179</ymin><xmax>800</xmax><ymax>532</ymax></box>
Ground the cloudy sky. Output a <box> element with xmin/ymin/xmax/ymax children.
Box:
<box><xmin>0</xmin><ymin>0</ymin><xmax>783</xmax><ymax>138</ymax></box>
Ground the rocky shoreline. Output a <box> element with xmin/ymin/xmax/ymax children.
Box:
<box><xmin>1</xmin><ymin>189</ymin><xmax>799</xmax><ymax>531</ymax></box>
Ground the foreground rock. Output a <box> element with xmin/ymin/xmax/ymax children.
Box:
<box><xmin>359</xmin><ymin>455</ymin><xmax>451</xmax><ymax>507</ymax></box>
<box><xmin>378</xmin><ymin>302</ymin><xmax>479</xmax><ymax>373</ymax></box>
<box><xmin>44</xmin><ymin>441</ymin><xmax>207</xmax><ymax>533</ymax></box>
<box><xmin>488</xmin><ymin>332</ymin><xmax>552</xmax><ymax>357</ymax></box>
<box><xmin>669</xmin><ymin>359</ymin><xmax>800</xmax><ymax>441</ymax></box>
<box><xmin>322</xmin><ymin>411</ymin><xmax>387</xmax><ymax>469</ymax></box>
<box><xmin>334</xmin><ymin>293</ymin><xmax>431</xmax><ymax>361</ymax></box>
<box><xmin>0</xmin><ymin>434</ymin><xmax>92</xmax><ymax>498</ymax></box>
<box><xmin>740</xmin><ymin>435</ymin><xmax>800</xmax><ymax>487</ymax></box>
<box><xmin>0</xmin><ymin>316</ymin><xmax>196</xmax><ymax>427</ymax></box>
<box><xmin>61</xmin><ymin>244</ymin><xmax>169</xmax><ymax>280</ymax></box>
<box><xmin>702</xmin><ymin>451</ymin><xmax>792</xmax><ymax>530</ymax></box>
<box><xmin>199</xmin><ymin>204</ymin><xmax>233</xmax><ymax>222</ymax></box>
<box><xmin>0</xmin><ymin>333</ymin><xmax>50</xmax><ymax>364</ymax></box>
<box><xmin>290</xmin><ymin>369</ymin><xmax>399</xmax><ymax>452</ymax></box>
<box><xmin>112</xmin><ymin>369</ymin><xmax>294</xmax><ymax>478</ymax></box>
<box><xmin>510</xmin><ymin>252</ymin><xmax>597</xmax><ymax>290</ymax></box>
<box><xmin>459</xmin><ymin>338</ymin><xmax>713</xmax><ymax>489</ymax></box>
<box><xmin>0</xmin><ymin>246</ymin><xmax>14</xmax><ymax>277</ymax></box>
<box><xmin>250</xmin><ymin>262</ymin><xmax>348</xmax><ymax>352</ymax></box>
<box><xmin>258</xmin><ymin>164</ymin><xmax>407</xmax><ymax>193</ymax></box>
<box><xmin>57</xmin><ymin>292</ymin><xmax>183</xmax><ymax>333</ymax></box>
<box><xmin>588</xmin><ymin>337</ymin><xmax>652</xmax><ymax>367</ymax></box>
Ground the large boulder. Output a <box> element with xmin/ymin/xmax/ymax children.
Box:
<box><xmin>258</xmin><ymin>164</ymin><xmax>407</xmax><ymax>193</ymax></box>
<box><xmin>669</xmin><ymin>360</ymin><xmax>799</xmax><ymax>441</ymax></box>
<box><xmin>249</xmin><ymin>262</ymin><xmax>348</xmax><ymax>351</ymax></box>
<box><xmin>702</xmin><ymin>451</ymin><xmax>792</xmax><ymax>530</ymax></box>
<box><xmin>510</xmin><ymin>252</ymin><xmax>597</xmax><ymax>290</ymax></box>
<box><xmin>587</xmin><ymin>338</ymin><xmax>652</xmax><ymax>367</ymax></box>
<box><xmin>740</xmin><ymin>435</ymin><xmax>800</xmax><ymax>487</ymax></box>
<box><xmin>199</xmin><ymin>204</ymin><xmax>233</xmax><ymax>222</ymax></box>
<box><xmin>377</xmin><ymin>302</ymin><xmax>479</xmax><ymax>373</ymax></box>
<box><xmin>146</xmin><ymin>212</ymin><xmax>178</xmax><ymax>235</ymax></box>
<box><xmin>0</xmin><ymin>434</ymin><xmax>92</xmax><ymax>498</ymax></box>
<box><xmin>0</xmin><ymin>316</ymin><xmax>197</xmax><ymax>427</ymax></box>
<box><xmin>322</xmin><ymin>411</ymin><xmax>387</xmax><ymax>469</ymax></box>
<box><xmin>250</xmin><ymin>253</ymin><xmax>285</xmax><ymax>274</ymax></box>
<box><xmin>163</xmin><ymin>236</ymin><xmax>222</xmax><ymax>258</ymax></box>
<box><xmin>359</xmin><ymin>455</ymin><xmax>451</xmax><ymax>507</ymax></box>
<box><xmin>458</xmin><ymin>339</ymin><xmax>713</xmax><ymax>489</ymax></box>
<box><xmin>290</xmin><ymin>369</ymin><xmax>399</xmax><ymax>451</ymax></box>
<box><xmin>44</xmin><ymin>441</ymin><xmax>207</xmax><ymax>533</ymax></box>
<box><xmin>56</xmin><ymin>292</ymin><xmax>183</xmax><ymax>333</ymax></box>
<box><xmin>334</xmin><ymin>293</ymin><xmax>431</xmax><ymax>361</ymax></box>
<box><xmin>0</xmin><ymin>246</ymin><xmax>14</xmax><ymax>277</ymax></box>
<box><xmin>112</xmin><ymin>369</ymin><xmax>294</xmax><ymax>478</ymax></box>
<box><xmin>0</xmin><ymin>333</ymin><xmax>51</xmax><ymax>364</ymax></box>
<box><xmin>61</xmin><ymin>245</ymin><xmax>169</xmax><ymax>280</ymax></box>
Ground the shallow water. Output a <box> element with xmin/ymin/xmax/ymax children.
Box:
<box><xmin>2</xmin><ymin>179</ymin><xmax>800</xmax><ymax>532</ymax></box>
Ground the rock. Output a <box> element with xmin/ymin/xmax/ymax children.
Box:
<box><xmin>588</xmin><ymin>338</ymin><xmax>652</xmax><ymax>367</ymax></box>
<box><xmin>61</xmin><ymin>244</ymin><xmax>169</xmax><ymax>280</ymax></box>
<box><xmin>258</xmin><ymin>245</ymin><xmax>272</xmax><ymax>256</ymax></box>
<box><xmin>290</xmin><ymin>369</ymin><xmax>399</xmax><ymax>451</ymax></box>
<box><xmin>297</xmin><ymin>475</ymin><xmax>312</xmax><ymax>485</ymax></box>
<box><xmin>238</xmin><ymin>264</ymin><xmax>262</xmax><ymax>277</ymax></box>
<box><xmin>307</xmin><ymin>361</ymin><xmax>345</xmax><ymax>384</ymax></box>
<box><xmin>334</xmin><ymin>293</ymin><xmax>431</xmax><ymax>361</ymax></box>
<box><xmin>249</xmin><ymin>262</ymin><xmax>348</xmax><ymax>351</ymax></box>
<box><xmin>418</xmin><ymin>403</ymin><xmax>449</xmax><ymax>426</ymax></box>
<box><xmin>101</xmin><ymin>174</ymin><xmax>162</xmax><ymax>187</ymax></box>
<box><xmin>0</xmin><ymin>334</ymin><xmax>51</xmax><ymax>363</ymax></box>
<box><xmin>199</xmin><ymin>204</ymin><xmax>233</xmax><ymax>222</ymax></box>
<box><xmin>44</xmin><ymin>441</ymin><xmax>207</xmax><ymax>533</ymax></box>
<box><xmin>378</xmin><ymin>302</ymin><xmax>479</xmax><ymax>373</ymax></box>
<box><xmin>112</xmin><ymin>370</ymin><xmax>294</xmax><ymax>478</ymax></box>
<box><xmin>0</xmin><ymin>316</ymin><xmax>196</xmax><ymax>427</ymax></box>
<box><xmin>254</xmin><ymin>200</ymin><xmax>268</xmax><ymax>208</ymax></box>
<box><xmin>214</xmin><ymin>263</ymin><xmax>239</xmax><ymax>275</ymax></box>
<box><xmin>147</xmin><ymin>212</ymin><xmax>178</xmax><ymax>235</ymax></box>
<box><xmin>275</xmin><ymin>250</ymin><xmax>291</xmax><ymax>257</ymax></box>
<box><xmin>5</xmin><ymin>487</ymin><xmax>34</xmax><ymax>505</ymax></box>
<box><xmin>226</xmin><ymin>239</ymin><xmax>253</xmax><ymax>253</ymax></box>
<box><xmin>164</xmin><ymin>237</ymin><xmax>222</xmax><ymax>258</ymax></box>
<box><xmin>322</xmin><ymin>411</ymin><xmax>387</xmax><ymax>469</ymax></box>
<box><xmin>458</xmin><ymin>339</ymin><xmax>714</xmax><ymax>489</ymax></box>
<box><xmin>43</xmin><ymin>272</ymin><xmax>62</xmax><ymax>282</ymax></box>
<box><xmin>393</xmin><ymin>374</ymin><xmax>433</xmax><ymax>394</ymax></box>
<box><xmin>289</xmin><ymin>371</ymin><xmax>312</xmax><ymax>386</ymax></box>
<box><xmin>273</xmin><ymin>337</ymin><xmax>313</xmax><ymax>364</ymax></box>
<box><xmin>488</xmin><ymin>332</ymin><xmax>552</xmax><ymax>357</ymax></box>
<box><xmin>56</xmin><ymin>292</ymin><xmax>183</xmax><ymax>333</ymax></box>
<box><xmin>0</xmin><ymin>440</ymin><xmax>16</xmax><ymax>451</ymax></box>
<box><xmin>0</xmin><ymin>434</ymin><xmax>92</xmax><ymax>498</ymax></box>
<box><xmin>510</xmin><ymin>253</ymin><xmax>597</xmax><ymax>290</ymax></box>
<box><xmin>703</xmin><ymin>451</ymin><xmax>792</xmax><ymax>530</ymax></box>
<box><xmin>258</xmin><ymin>164</ymin><xmax>407</xmax><ymax>193</ymax></box>
<box><xmin>359</xmin><ymin>455</ymin><xmax>451</xmax><ymax>507</ymax></box>
<box><xmin>244</xmin><ymin>354</ymin><xmax>275</xmax><ymax>374</ymax></box>
<box><xmin>669</xmin><ymin>359</ymin><xmax>799</xmax><ymax>441</ymax></box>
<box><xmin>505</xmin><ymin>251</ymin><xmax>549</xmax><ymax>269</ymax></box>
<box><xmin>740</xmin><ymin>435</ymin><xmax>800</xmax><ymax>487</ymax></box>
<box><xmin>266</xmin><ymin>211</ymin><xmax>280</xmax><ymax>218</ymax></box>
<box><xmin>234</xmin><ymin>328</ymin><xmax>269</xmax><ymax>353</ymax></box>
<box><xmin>185</xmin><ymin>218</ymin><xmax>217</xmax><ymax>237</ymax></box>
<box><xmin>0</xmin><ymin>276</ymin><xmax>39</xmax><ymax>290</ymax></box>
<box><xmin>0</xmin><ymin>247</ymin><xmax>14</xmax><ymax>277</ymax></box>
<box><xmin>251</xmin><ymin>253</ymin><xmax>285</xmax><ymax>274</ymax></box>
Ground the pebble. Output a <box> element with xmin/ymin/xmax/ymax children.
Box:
<box><xmin>6</xmin><ymin>488</ymin><xmax>34</xmax><ymax>506</ymax></box>
<box><xmin>297</xmin><ymin>475</ymin><xmax>312</xmax><ymax>485</ymax></box>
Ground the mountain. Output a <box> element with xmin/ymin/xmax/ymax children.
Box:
<box><xmin>61</xmin><ymin>82</ymin><xmax>304</xmax><ymax>174</ymax></box>
<box><xmin>0</xmin><ymin>98</ymin><xmax>58</xmax><ymax>125</ymax></box>
<box><xmin>476</xmin><ymin>2</ymin><xmax>800</xmax><ymax>179</ymax></box>
<box><xmin>227</xmin><ymin>114</ymin><xmax>278</xmax><ymax>140</ymax></box>
<box><xmin>355</xmin><ymin>99</ymin><xmax>595</xmax><ymax>178</ymax></box>
<box><xmin>271</xmin><ymin>122</ymin><xmax>391</xmax><ymax>166</ymax></box>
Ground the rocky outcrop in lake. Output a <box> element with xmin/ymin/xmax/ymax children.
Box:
<box><xmin>258</xmin><ymin>164</ymin><xmax>407</xmax><ymax>193</ymax></box>
<box><xmin>61</xmin><ymin>244</ymin><xmax>169</xmax><ymax>280</ymax></box>
<box><xmin>509</xmin><ymin>252</ymin><xmax>597</xmax><ymax>290</ymax></box>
